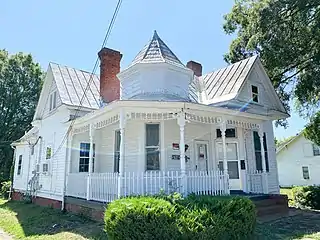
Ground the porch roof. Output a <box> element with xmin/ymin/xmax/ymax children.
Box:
<box><xmin>71</xmin><ymin>100</ymin><xmax>280</xmax><ymax>132</ymax></box>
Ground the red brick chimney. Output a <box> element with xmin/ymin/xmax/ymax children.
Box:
<box><xmin>98</xmin><ymin>48</ymin><xmax>122</xmax><ymax>103</ymax></box>
<box><xmin>187</xmin><ymin>60</ymin><xmax>202</xmax><ymax>77</ymax></box>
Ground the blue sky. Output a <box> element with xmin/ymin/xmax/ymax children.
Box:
<box><xmin>1</xmin><ymin>0</ymin><xmax>307</xmax><ymax>139</ymax></box>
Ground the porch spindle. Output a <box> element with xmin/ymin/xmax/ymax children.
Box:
<box><xmin>177</xmin><ymin>111</ymin><xmax>186</xmax><ymax>196</ymax></box>
<box><xmin>118</xmin><ymin>110</ymin><xmax>126</xmax><ymax>198</ymax></box>
<box><xmin>86</xmin><ymin>124</ymin><xmax>94</xmax><ymax>201</ymax></box>
<box><xmin>259</xmin><ymin>127</ymin><xmax>268</xmax><ymax>194</ymax></box>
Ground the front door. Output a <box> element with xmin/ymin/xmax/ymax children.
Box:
<box><xmin>195</xmin><ymin>141</ymin><xmax>209</xmax><ymax>171</ymax></box>
<box><xmin>217</xmin><ymin>142</ymin><xmax>241</xmax><ymax>190</ymax></box>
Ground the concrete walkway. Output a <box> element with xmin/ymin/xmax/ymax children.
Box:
<box><xmin>0</xmin><ymin>228</ymin><xmax>12</xmax><ymax>240</ymax></box>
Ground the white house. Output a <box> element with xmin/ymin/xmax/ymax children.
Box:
<box><xmin>277</xmin><ymin>133</ymin><xmax>320</xmax><ymax>187</ymax></box>
<box><xmin>12</xmin><ymin>31</ymin><xmax>288</xmax><ymax>208</ymax></box>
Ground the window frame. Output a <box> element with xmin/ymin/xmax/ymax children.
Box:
<box><xmin>145</xmin><ymin>123</ymin><xmax>160</xmax><ymax>171</ymax></box>
<box><xmin>312</xmin><ymin>144</ymin><xmax>320</xmax><ymax>156</ymax></box>
<box><xmin>49</xmin><ymin>91</ymin><xmax>57</xmax><ymax>112</ymax></box>
<box><xmin>79</xmin><ymin>142</ymin><xmax>95</xmax><ymax>173</ymax></box>
<box><xmin>302</xmin><ymin>166</ymin><xmax>310</xmax><ymax>180</ymax></box>
<box><xmin>17</xmin><ymin>155</ymin><xmax>23</xmax><ymax>175</ymax></box>
<box><xmin>253</xmin><ymin>131</ymin><xmax>269</xmax><ymax>172</ymax></box>
<box><xmin>251</xmin><ymin>85</ymin><xmax>259</xmax><ymax>103</ymax></box>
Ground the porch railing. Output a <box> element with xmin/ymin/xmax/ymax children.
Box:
<box><xmin>66</xmin><ymin>170</ymin><xmax>229</xmax><ymax>202</ymax></box>
<box><xmin>246</xmin><ymin>170</ymin><xmax>268</xmax><ymax>194</ymax></box>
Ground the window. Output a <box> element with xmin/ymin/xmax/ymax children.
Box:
<box><xmin>42</xmin><ymin>163</ymin><xmax>49</xmax><ymax>173</ymax></box>
<box><xmin>253</xmin><ymin>131</ymin><xmax>269</xmax><ymax>172</ymax></box>
<box><xmin>17</xmin><ymin>155</ymin><xmax>22</xmax><ymax>175</ymax></box>
<box><xmin>31</xmin><ymin>146</ymin><xmax>35</xmax><ymax>155</ymax></box>
<box><xmin>79</xmin><ymin>143</ymin><xmax>95</xmax><ymax>172</ymax></box>
<box><xmin>146</xmin><ymin>124</ymin><xmax>160</xmax><ymax>171</ymax></box>
<box><xmin>302</xmin><ymin>166</ymin><xmax>310</xmax><ymax>180</ymax></box>
<box><xmin>251</xmin><ymin>85</ymin><xmax>259</xmax><ymax>103</ymax></box>
<box><xmin>216</xmin><ymin>128</ymin><xmax>236</xmax><ymax>138</ymax></box>
<box><xmin>114</xmin><ymin>130</ymin><xmax>121</xmax><ymax>173</ymax></box>
<box><xmin>49</xmin><ymin>91</ymin><xmax>57</xmax><ymax>111</ymax></box>
<box><xmin>46</xmin><ymin>147</ymin><xmax>52</xmax><ymax>160</ymax></box>
<box><xmin>313</xmin><ymin>144</ymin><xmax>320</xmax><ymax>156</ymax></box>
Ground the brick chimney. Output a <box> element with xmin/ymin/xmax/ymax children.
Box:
<box><xmin>98</xmin><ymin>48</ymin><xmax>122</xmax><ymax>103</ymax></box>
<box><xmin>187</xmin><ymin>60</ymin><xmax>202</xmax><ymax>77</ymax></box>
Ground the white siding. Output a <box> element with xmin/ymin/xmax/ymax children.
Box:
<box><xmin>237</xmin><ymin>65</ymin><xmax>277</xmax><ymax>111</ymax></box>
<box><xmin>42</xmin><ymin>71</ymin><xmax>62</xmax><ymax>118</ymax></box>
<box><xmin>13</xmin><ymin>146</ymin><xmax>29</xmax><ymax>191</ymax></box>
<box><xmin>277</xmin><ymin>135</ymin><xmax>320</xmax><ymax>187</ymax></box>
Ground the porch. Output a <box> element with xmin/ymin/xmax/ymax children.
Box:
<box><xmin>65</xmin><ymin>102</ymin><xmax>275</xmax><ymax>202</ymax></box>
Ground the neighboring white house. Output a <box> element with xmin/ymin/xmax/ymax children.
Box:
<box><xmin>277</xmin><ymin>133</ymin><xmax>320</xmax><ymax>187</ymax></box>
<box><xmin>12</xmin><ymin>31</ymin><xmax>289</xmax><ymax>207</ymax></box>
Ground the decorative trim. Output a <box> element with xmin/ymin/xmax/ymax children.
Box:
<box><xmin>185</xmin><ymin>113</ymin><xmax>222</xmax><ymax>124</ymax></box>
<box><xmin>94</xmin><ymin>114</ymin><xmax>120</xmax><ymax>130</ymax></box>
<box><xmin>129</xmin><ymin>112</ymin><xmax>176</xmax><ymax>121</ymax></box>
<box><xmin>72</xmin><ymin>124</ymin><xmax>90</xmax><ymax>135</ymax></box>
<box><xmin>226</xmin><ymin>119</ymin><xmax>260</xmax><ymax>130</ymax></box>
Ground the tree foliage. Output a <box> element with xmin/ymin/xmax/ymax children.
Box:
<box><xmin>0</xmin><ymin>50</ymin><xmax>42</xmax><ymax>182</ymax></box>
<box><xmin>223</xmin><ymin>0</ymin><xmax>320</xmax><ymax>129</ymax></box>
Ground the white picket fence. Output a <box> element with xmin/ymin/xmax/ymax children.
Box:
<box><xmin>246</xmin><ymin>170</ymin><xmax>266</xmax><ymax>194</ymax></box>
<box><xmin>66</xmin><ymin>170</ymin><xmax>229</xmax><ymax>202</ymax></box>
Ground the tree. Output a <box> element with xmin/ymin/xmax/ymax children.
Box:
<box><xmin>0</xmin><ymin>50</ymin><xmax>42</xmax><ymax>183</ymax></box>
<box><xmin>223</xmin><ymin>0</ymin><xmax>320</xmax><ymax>130</ymax></box>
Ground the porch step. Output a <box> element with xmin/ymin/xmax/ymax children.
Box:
<box><xmin>251</xmin><ymin>194</ymin><xmax>289</xmax><ymax>218</ymax></box>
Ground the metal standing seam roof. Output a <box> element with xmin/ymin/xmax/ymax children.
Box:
<box><xmin>200</xmin><ymin>56</ymin><xmax>258</xmax><ymax>102</ymax></box>
<box><xmin>49</xmin><ymin>62</ymin><xmax>101</xmax><ymax>109</ymax></box>
<box><xmin>130</xmin><ymin>30</ymin><xmax>186</xmax><ymax>69</ymax></box>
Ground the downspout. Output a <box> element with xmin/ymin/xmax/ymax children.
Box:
<box><xmin>62</xmin><ymin>129</ymin><xmax>71</xmax><ymax>211</ymax></box>
<box><xmin>9</xmin><ymin>145</ymin><xmax>16</xmax><ymax>200</ymax></box>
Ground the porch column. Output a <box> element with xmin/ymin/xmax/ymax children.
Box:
<box><xmin>220</xmin><ymin>121</ymin><xmax>228</xmax><ymax>175</ymax></box>
<box><xmin>177</xmin><ymin>111</ymin><xmax>186</xmax><ymax>196</ymax></box>
<box><xmin>118</xmin><ymin>109</ymin><xmax>126</xmax><ymax>198</ymax></box>
<box><xmin>86</xmin><ymin>124</ymin><xmax>94</xmax><ymax>200</ymax></box>
<box><xmin>258</xmin><ymin>126</ymin><xmax>268</xmax><ymax>194</ymax></box>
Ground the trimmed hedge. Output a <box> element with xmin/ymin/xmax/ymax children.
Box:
<box><xmin>293</xmin><ymin>186</ymin><xmax>320</xmax><ymax>209</ymax></box>
<box><xmin>104</xmin><ymin>194</ymin><xmax>256</xmax><ymax>240</ymax></box>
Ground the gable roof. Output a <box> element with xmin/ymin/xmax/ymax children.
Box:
<box><xmin>200</xmin><ymin>56</ymin><xmax>257</xmax><ymax>104</ymax></box>
<box><xmin>276</xmin><ymin>132</ymin><xmax>303</xmax><ymax>154</ymax></box>
<box><xmin>49</xmin><ymin>63</ymin><xmax>100</xmax><ymax>109</ymax></box>
<box><xmin>130</xmin><ymin>31</ymin><xmax>186</xmax><ymax>69</ymax></box>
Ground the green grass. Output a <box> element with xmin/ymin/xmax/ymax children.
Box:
<box><xmin>0</xmin><ymin>199</ymin><xmax>105</xmax><ymax>239</ymax></box>
<box><xmin>1</xmin><ymin>197</ymin><xmax>320</xmax><ymax>240</ymax></box>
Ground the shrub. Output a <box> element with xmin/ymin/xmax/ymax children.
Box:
<box><xmin>0</xmin><ymin>181</ymin><xmax>11</xmax><ymax>199</ymax></box>
<box><xmin>293</xmin><ymin>185</ymin><xmax>320</xmax><ymax>209</ymax></box>
<box><xmin>104</xmin><ymin>194</ymin><xmax>256</xmax><ymax>240</ymax></box>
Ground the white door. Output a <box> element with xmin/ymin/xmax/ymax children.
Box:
<box><xmin>217</xmin><ymin>142</ymin><xmax>241</xmax><ymax>190</ymax></box>
<box><xmin>195</xmin><ymin>141</ymin><xmax>209</xmax><ymax>171</ymax></box>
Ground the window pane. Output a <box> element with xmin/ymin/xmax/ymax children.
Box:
<box><xmin>217</xmin><ymin>143</ymin><xmax>223</xmax><ymax>160</ymax></box>
<box><xmin>226</xmin><ymin>143</ymin><xmax>238</xmax><ymax>160</ymax></box>
<box><xmin>216</xmin><ymin>128</ymin><xmax>236</xmax><ymax>138</ymax></box>
<box><xmin>228</xmin><ymin>161</ymin><xmax>239</xmax><ymax>179</ymax></box>
<box><xmin>302</xmin><ymin>166</ymin><xmax>310</xmax><ymax>179</ymax></box>
<box><xmin>253</xmin><ymin>131</ymin><xmax>261</xmax><ymax>151</ymax></box>
<box><xmin>255</xmin><ymin>151</ymin><xmax>262</xmax><ymax>171</ymax></box>
<box><xmin>146</xmin><ymin>124</ymin><xmax>159</xmax><ymax>146</ymax></box>
<box><xmin>313</xmin><ymin>144</ymin><xmax>320</xmax><ymax>156</ymax></box>
<box><xmin>146</xmin><ymin>148</ymin><xmax>160</xmax><ymax>170</ymax></box>
<box><xmin>218</xmin><ymin>161</ymin><xmax>239</xmax><ymax>179</ymax></box>
<box><xmin>114</xmin><ymin>152</ymin><xmax>120</xmax><ymax>173</ymax></box>
<box><xmin>115</xmin><ymin>130</ymin><xmax>121</xmax><ymax>151</ymax></box>
<box><xmin>252</xmin><ymin>85</ymin><xmax>258</xmax><ymax>94</ymax></box>
<box><xmin>253</xmin><ymin>94</ymin><xmax>258</xmax><ymax>103</ymax></box>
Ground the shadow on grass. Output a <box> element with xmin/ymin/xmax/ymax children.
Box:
<box><xmin>0</xmin><ymin>200</ymin><xmax>106</xmax><ymax>239</ymax></box>
<box><xmin>255</xmin><ymin>208</ymin><xmax>320</xmax><ymax>240</ymax></box>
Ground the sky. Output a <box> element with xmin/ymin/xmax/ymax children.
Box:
<box><xmin>0</xmin><ymin>0</ymin><xmax>307</xmax><ymax>139</ymax></box>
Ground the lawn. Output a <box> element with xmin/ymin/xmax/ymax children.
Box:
<box><xmin>0</xmin><ymin>199</ymin><xmax>105</xmax><ymax>239</ymax></box>
<box><xmin>1</xmin><ymin>198</ymin><xmax>320</xmax><ymax>239</ymax></box>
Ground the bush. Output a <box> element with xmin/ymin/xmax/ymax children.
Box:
<box><xmin>0</xmin><ymin>181</ymin><xmax>11</xmax><ymax>199</ymax></box>
<box><xmin>293</xmin><ymin>185</ymin><xmax>320</xmax><ymax>209</ymax></box>
<box><xmin>104</xmin><ymin>194</ymin><xmax>256</xmax><ymax>240</ymax></box>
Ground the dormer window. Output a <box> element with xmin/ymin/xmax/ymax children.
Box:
<box><xmin>251</xmin><ymin>85</ymin><xmax>259</xmax><ymax>103</ymax></box>
<box><xmin>49</xmin><ymin>91</ymin><xmax>57</xmax><ymax>111</ymax></box>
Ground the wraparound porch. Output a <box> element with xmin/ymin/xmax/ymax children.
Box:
<box><xmin>64</xmin><ymin>102</ymin><xmax>276</xmax><ymax>202</ymax></box>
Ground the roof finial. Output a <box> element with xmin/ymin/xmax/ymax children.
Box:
<box><xmin>153</xmin><ymin>30</ymin><xmax>159</xmax><ymax>39</ymax></box>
